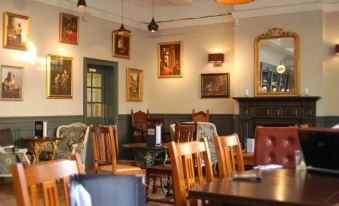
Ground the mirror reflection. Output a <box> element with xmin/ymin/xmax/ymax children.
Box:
<box><xmin>254</xmin><ymin>28</ymin><xmax>300</xmax><ymax>96</ymax></box>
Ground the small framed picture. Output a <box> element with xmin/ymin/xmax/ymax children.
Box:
<box><xmin>59</xmin><ymin>13</ymin><xmax>79</xmax><ymax>45</ymax></box>
<box><xmin>47</xmin><ymin>54</ymin><xmax>73</xmax><ymax>99</ymax></box>
<box><xmin>112</xmin><ymin>31</ymin><xmax>130</xmax><ymax>59</ymax></box>
<box><xmin>126</xmin><ymin>68</ymin><xmax>143</xmax><ymax>101</ymax></box>
<box><xmin>158</xmin><ymin>41</ymin><xmax>183</xmax><ymax>78</ymax></box>
<box><xmin>201</xmin><ymin>73</ymin><xmax>230</xmax><ymax>98</ymax></box>
<box><xmin>0</xmin><ymin>65</ymin><xmax>23</xmax><ymax>100</ymax></box>
<box><xmin>3</xmin><ymin>12</ymin><xmax>30</xmax><ymax>50</ymax></box>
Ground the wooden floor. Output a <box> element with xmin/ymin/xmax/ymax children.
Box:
<box><xmin>0</xmin><ymin>178</ymin><xmax>173</xmax><ymax>206</ymax></box>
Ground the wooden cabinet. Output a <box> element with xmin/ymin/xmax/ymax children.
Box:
<box><xmin>233</xmin><ymin>96</ymin><xmax>320</xmax><ymax>146</ymax></box>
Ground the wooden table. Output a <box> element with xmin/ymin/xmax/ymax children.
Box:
<box><xmin>189</xmin><ymin>169</ymin><xmax>339</xmax><ymax>206</ymax></box>
<box><xmin>122</xmin><ymin>143</ymin><xmax>167</xmax><ymax>168</ymax></box>
<box><xmin>26</xmin><ymin>138</ymin><xmax>57</xmax><ymax>162</ymax></box>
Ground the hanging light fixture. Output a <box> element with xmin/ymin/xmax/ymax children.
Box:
<box><xmin>215</xmin><ymin>0</ymin><xmax>254</xmax><ymax>4</ymax></box>
<box><xmin>148</xmin><ymin>0</ymin><xmax>159</xmax><ymax>32</ymax></box>
<box><xmin>77</xmin><ymin>0</ymin><xmax>87</xmax><ymax>9</ymax></box>
<box><xmin>276</xmin><ymin>38</ymin><xmax>286</xmax><ymax>74</ymax></box>
<box><xmin>114</xmin><ymin>0</ymin><xmax>131</xmax><ymax>34</ymax></box>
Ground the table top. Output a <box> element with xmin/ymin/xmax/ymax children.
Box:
<box><xmin>122</xmin><ymin>143</ymin><xmax>167</xmax><ymax>150</ymax></box>
<box><xmin>189</xmin><ymin>169</ymin><xmax>339</xmax><ymax>206</ymax></box>
<box><xmin>25</xmin><ymin>137</ymin><xmax>57</xmax><ymax>142</ymax></box>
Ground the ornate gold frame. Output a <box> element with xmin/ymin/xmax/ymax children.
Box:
<box><xmin>59</xmin><ymin>13</ymin><xmax>79</xmax><ymax>45</ymax></box>
<box><xmin>3</xmin><ymin>12</ymin><xmax>30</xmax><ymax>51</ymax></box>
<box><xmin>254</xmin><ymin>28</ymin><xmax>300</xmax><ymax>96</ymax></box>
<box><xmin>126</xmin><ymin>68</ymin><xmax>143</xmax><ymax>101</ymax></box>
<box><xmin>158</xmin><ymin>41</ymin><xmax>183</xmax><ymax>78</ymax></box>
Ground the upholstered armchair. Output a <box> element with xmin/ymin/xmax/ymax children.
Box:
<box><xmin>54</xmin><ymin>123</ymin><xmax>89</xmax><ymax>166</ymax></box>
<box><xmin>0</xmin><ymin>128</ymin><xmax>30</xmax><ymax>177</ymax></box>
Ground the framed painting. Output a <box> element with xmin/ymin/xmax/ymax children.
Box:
<box><xmin>201</xmin><ymin>73</ymin><xmax>230</xmax><ymax>98</ymax></box>
<box><xmin>112</xmin><ymin>31</ymin><xmax>130</xmax><ymax>59</ymax></box>
<box><xmin>3</xmin><ymin>12</ymin><xmax>30</xmax><ymax>50</ymax></box>
<box><xmin>59</xmin><ymin>13</ymin><xmax>79</xmax><ymax>45</ymax></box>
<box><xmin>0</xmin><ymin>65</ymin><xmax>23</xmax><ymax>100</ymax></box>
<box><xmin>126</xmin><ymin>68</ymin><xmax>143</xmax><ymax>101</ymax></box>
<box><xmin>158</xmin><ymin>41</ymin><xmax>183</xmax><ymax>78</ymax></box>
<box><xmin>47</xmin><ymin>54</ymin><xmax>73</xmax><ymax>99</ymax></box>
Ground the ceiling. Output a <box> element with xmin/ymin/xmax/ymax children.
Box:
<box><xmin>35</xmin><ymin>0</ymin><xmax>339</xmax><ymax>30</ymax></box>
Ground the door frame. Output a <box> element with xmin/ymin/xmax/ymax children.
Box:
<box><xmin>83</xmin><ymin>57</ymin><xmax>118</xmax><ymax>124</ymax></box>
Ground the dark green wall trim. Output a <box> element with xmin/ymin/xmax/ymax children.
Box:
<box><xmin>316</xmin><ymin>116</ymin><xmax>339</xmax><ymax>127</ymax></box>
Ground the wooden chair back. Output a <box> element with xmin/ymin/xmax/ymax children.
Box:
<box><xmin>91</xmin><ymin>125</ymin><xmax>117</xmax><ymax>173</ymax></box>
<box><xmin>131</xmin><ymin>109</ymin><xmax>150</xmax><ymax>142</ymax></box>
<box><xmin>191</xmin><ymin>109</ymin><xmax>210</xmax><ymax>122</ymax></box>
<box><xmin>214</xmin><ymin>134</ymin><xmax>244</xmax><ymax>178</ymax></box>
<box><xmin>174</xmin><ymin>122</ymin><xmax>197</xmax><ymax>143</ymax></box>
<box><xmin>11</xmin><ymin>153</ymin><xmax>84</xmax><ymax>206</ymax></box>
<box><xmin>168</xmin><ymin>138</ymin><xmax>214</xmax><ymax>206</ymax></box>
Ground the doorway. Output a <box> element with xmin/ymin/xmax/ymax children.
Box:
<box><xmin>83</xmin><ymin>58</ymin><xmax>118</xmax><ymax>125</ymax></box>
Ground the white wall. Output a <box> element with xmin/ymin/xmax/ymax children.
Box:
<box><xmin>0</xmin><ymin>0</ymin><xmax>151</xmax><ymax>117</ymax></box>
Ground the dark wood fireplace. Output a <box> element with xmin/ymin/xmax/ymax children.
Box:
<box><xmin>233</xmin><ymin>96</ymin><xmax>321</xmax><ymax>146</ymax></box>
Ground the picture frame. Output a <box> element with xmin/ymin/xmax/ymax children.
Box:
<box><xmin>158</xmin><ymin>41</ymin><xmax>183</xmax><ymax>78</ymax></box>
<box><xmin>112</xmin><ymin>31</ymin><xmax>130</xmax><ymax>59</ymax></box>
<box><xmin>59</xmin><ymin>13</ymin><xmax>79</xmax><ymax>45</ymax></box>
<box><xmin>0</xmin><ymin>65</ymin><xmax>23</xmax><ymax>101</ymax></box>
<box><xmin>126</xmin><ymin>68</ymin><xmax>143</xmax><ymax>101</ymax></box>
<box><xmin>47</xmin><ymin>54</ymin><xmax>73</xmax><ymax>99</ymax></box>
<box><xmin>201</xmin><ymin>73</ymin><xmax>230</xmax><ymax>98</ymax></box>
<box><xmin>3</xmin><ymin>12</ymin><xmax>30</xmax><ymax>50</ymax></box>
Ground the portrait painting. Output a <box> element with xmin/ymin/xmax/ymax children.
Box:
<box><xmin>59</xmin><ymin>13</ymin><xmax>79</xmax><ymax>45</ymax></box>
<box><xmin>158</xmin><ymin>41</ymin><xmax>183</xmax><ymax>78</ymax></box>
<box><xmin>3</xmin><ymin>12</ymin><xmax>30</xmax><ymax>50</ymax></box>
<box><xmin>112</xmin><ymin>31</ymin><xmax>130</xmax><ymax>59</ymax></box>
<box><xmin>47</xmin><ymin>54</ymin><xmax>73</xmax><ymax>98</ymax></box>
<box><xmin>201</xmin><ymin>73</ymin><xmax>230</xmax><ymax>98</ymax></box>
<box><xmin>126</xmin><ymin>68</ymin><xmax>143</xmax><ymax>101</ymax></box>
<box><xmin>0</xmin><ymin>65</ymin><xmax>23</xmax><ymax>100</ymax></box>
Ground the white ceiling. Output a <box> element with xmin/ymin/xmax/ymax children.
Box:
<box><xmin>35</xmin><ymin>0</ymin><xmax>339</xmax><ymax>30</ymax></box>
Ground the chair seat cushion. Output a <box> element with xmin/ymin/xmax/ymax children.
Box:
<box><xmin>100</xmin><ymin>164</ymin><xmax>143</xmax><ymax>173</ymax></box>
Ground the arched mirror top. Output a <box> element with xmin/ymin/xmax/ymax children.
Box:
<box><xmin>254</xmin><ymin>28</ymin><xmax>300</xmax><ymax>96</ymax></box>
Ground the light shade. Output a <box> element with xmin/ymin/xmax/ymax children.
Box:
<box><xmin>208</xmin><ymin>53</ymin><xmax>224</xmax><ymax>67</ymax></box>
<box><xmin>77</xmin><ymin>0</ymin><xmax>87</xmax><ymax>8</ymax></box>
<box><xmin>114</xmin><ymin>24</ymin><xmax>131</xmax><ymax>34</ymax></box>
<box><xmin>215</xmin><ymin>0</ymin><xmax>254</xmax><ymax>4</ymax></box>
<box><xmin>336</xmin><ymin>44</ymin><xmax>339</xmax><ymax>55</ymax></box>
<box><xmin>276</xmin><ymin>64</ymin><xmax>286</xmax><ymax>74</ymax></box>
<box><xmin>148</xmin><ymin>18</ymin><xmax>159</xmax><ymax>32</ymax></box>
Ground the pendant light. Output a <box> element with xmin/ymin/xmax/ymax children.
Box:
<box><xmin>276</xmin><ymin>38</ymin><xmax>286</xmax><ymax>74</ymax></box>
<box><xmin>114</xmin><ymin>0</ymin><xmax>131</xmax><ymax>34</ymax></box>
<box><xmin>77</xmin><ymin>0</ymin><xmax>87</xmax><ymax>9</ymax></box>
<box><xmin>148</xmin><ymin>0</ymin><xmax>159</xmax><ymax>32</ymax></box>
<box><xmin>215</xmin><ymin>0</ymin><xmax>254</xmax><ymax>4</ymax></box>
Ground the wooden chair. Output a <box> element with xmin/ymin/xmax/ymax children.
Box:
<box><xmin>174</xmin><ymin>121</ymin><xmax>198</xmax><ymax>143</ymax></box>
<box><xmin>11</xmin><ymin>153</ymin><xmax>84</xmax><ymax>206</ymax></box>
<box><xmin>191</xmin><ymin>109</ymin><xmax>210</xmax><ymax>122</ymax></box>
<box><xmin>168</xmin><ymin>138</ymin><xmax>214</xmax><ymax>206</ymax></box>
<box><xmin>91</xmin><ymin>125</ymin><xmax>145</xmax><ymax>175</ymax></box>
<box><xmin>131</xmin><ymin>109</ymin><xmax>150</xmax><ymax>143</ymax></box>
<box><xmin>214</xmin><ymin>134</ymin><xmax>244</xmax><ymax>178</ymax></box>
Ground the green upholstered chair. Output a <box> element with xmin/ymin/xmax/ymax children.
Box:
<box><xmin>54</xmin><ymin>123</ymin><xmax>89</xmax><ymax>167</ymax></box>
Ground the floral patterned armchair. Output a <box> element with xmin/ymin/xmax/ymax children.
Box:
<box><xmin>0</xmin><ymin>128</ymin><xmax>31</xmax><ymax>177</ymax></box>
<box><xmin>54</xmin><ymin>123</ymin><xmax>89</xmax><ymax>167</ymax></box>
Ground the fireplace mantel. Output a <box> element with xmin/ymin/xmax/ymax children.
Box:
<box><xmin>233</xmin><ymin>96</ymin><xmax>321</xmax><ymax>145</ymax></box>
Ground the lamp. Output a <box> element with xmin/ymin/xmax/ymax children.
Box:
<box><xmin>77</xmin><ymin>0</ymin><xmax>87</xmax><ymax>9</ymax></box>
<box><xmin>148</xmin><ymin>0</ymin><xmax>158</xmax><ymax>32</ymax></box>
<box><xmin>114</xmin><ymin>0</ymin><xmax>131</xmax><ymax>34</ymax></box>
<box><xmin>208</xmin><ymin>53</ymin><xmax>224</xmax><ymax>67</ymax></box>
<box><xmin>215</xmin><ymin>0</ymin><xmax>254</xmax><ymax>4</ymax></box>
<box><xmin>336</xmin><ymin>44</ymin><xmax>339</xmax><ymax>55</ymax></box>
<box><xmin>276</xmin><ymin>38</ymin><xmax>286</xmax><ymax>74</ymax></box>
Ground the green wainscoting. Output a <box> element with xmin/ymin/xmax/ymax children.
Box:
<box><xmin>1</xmin><ymin>115</ymin><xmax>338</xmax><ymax>169</ymax></box>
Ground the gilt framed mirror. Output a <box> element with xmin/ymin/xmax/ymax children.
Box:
<box><xmin>254</xmin><ymin>28</ymin><xmax>300</xmax><ymax>96</ymax></box>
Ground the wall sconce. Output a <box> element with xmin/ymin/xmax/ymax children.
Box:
<box><xmin>208</xmin><ymin>53</ymin><xmax>224</xmax><ymax>67</ymax></box>
<box><xmin>336</xmin><ymin>44</ymin><xmax>339</xmax><ymax>55</ymax></box>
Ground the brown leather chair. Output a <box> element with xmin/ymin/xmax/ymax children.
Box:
<box><xmin>254</xmin><ymin>127</ymin><xmax>300</xmax><ymax>168</ymax></box>
<box><xmin>131</xmin><ymin>109</ymin><xmax>150</xmax><ymax>143</ymax></box>
<box><xmin>192</xmin><ymin>109</ymin><xmax>210</xmax><ymax>122</ymax></box>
